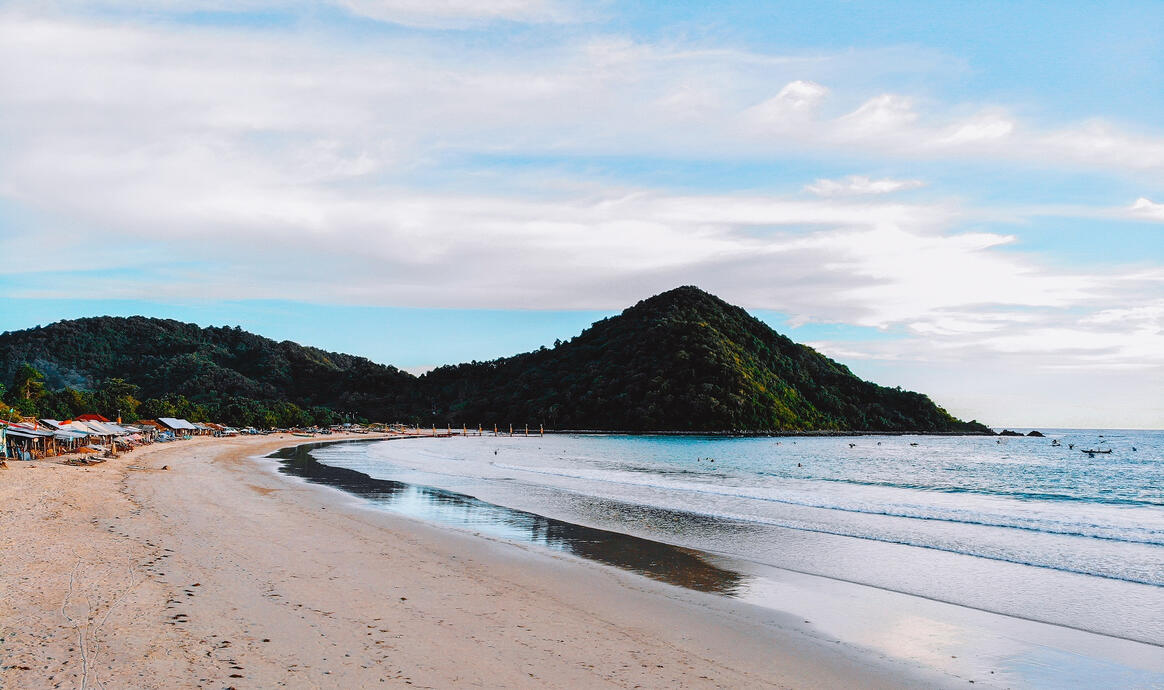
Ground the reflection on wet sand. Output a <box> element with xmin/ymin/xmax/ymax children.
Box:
<box><xmin>272</xmin><ymin>441</ymin><xmax>746</xmax><ymax>595</ymax></box>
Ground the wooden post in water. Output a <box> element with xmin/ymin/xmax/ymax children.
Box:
<box><xmin>431</xmin><ymin>424</ymin><xmax>435</xmax><ymax>437</ymax></box>
<box><xmin>509</xmin><ymin>424</ymin><xmax>513</xmax><ymax>436</ymax></box>
<box><xmin>540</xmin><ymin>425</ymin><xmax>544</xmax><ymax>436</ymax></box>
<box><xmin>462</xmin><ymin>424</ymin><xmax>466</xmax><ymax>436</ymax></box>
<box><xmin>524</xmin><ymin>424</ymin><xmax>528</xmax><ymax>437</ymax></box>
<box><xmin>478</xmin><ymin>424</ymin><xmax>482</xmax><ymax>436</ymax></box>
<box><xmin>447</xmin><ymin>423</ymin><xmax>451</xmax><ymax>436</ymax></box>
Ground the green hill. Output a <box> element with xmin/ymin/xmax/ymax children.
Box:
<box><xmin>0</xmin><ymin>287</ymin><xmax>989</xmax><ymax>433</ymax></box>
<box><xmin>420</xmin><ymin>286</ymin><xmax>989</xmax><ymax>433</ymax></box>
<box><xmin>0</xmin><ymin>316</ymin><xmax>417</xmax><ymax>425</ymax></box>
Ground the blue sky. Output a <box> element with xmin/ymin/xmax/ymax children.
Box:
<box><xmin>0</xmin><ymin>0</ymin><xmax>1161</xmax><ymax>427</ymax></box>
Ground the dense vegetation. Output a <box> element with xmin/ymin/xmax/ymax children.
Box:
<box><xmin>420</xmin><ymin>287</ymin><xmax>989</xmax><ymax>432</ymax></box>
<box><xmin>0</xmin><ymin>316</ymin><xmax>415</xmax><ymax>427</ymax></box>
<box><xmin>0</xmin><ymin>287</ymin><xmax>990</xmax><ymax>432</ymax></box>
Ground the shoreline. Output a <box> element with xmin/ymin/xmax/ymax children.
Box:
<box><xmin>269</xmin><ymin>437</ymin><xmax>1164</xmax><ymax>682</ymax></box>
<box><xmin>1</xmin><ymin>433</ymin><xmax>955</xmax><ymax>688</ymax></box>
<box><xmin>543</xmin><ymin>429</ymin><xmax>998</xmax><ymax>437</ymax></box>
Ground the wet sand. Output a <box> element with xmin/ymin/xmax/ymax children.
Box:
<box><xmin>0</xmin><ymin>433</ymin><xmax>967</xmax><ymax>688</ymax></box>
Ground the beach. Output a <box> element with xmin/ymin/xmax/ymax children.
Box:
<box><xmin>0</xmin><ymin>434</ymin><xmax>963</xmax><ymax>689</ymax></box>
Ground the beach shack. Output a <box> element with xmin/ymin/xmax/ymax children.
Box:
<box><xmin>126</xmin><ymin>423</ymin><xmax>160</xmax><ymax>442</ymax></box>
<box><xmin>135</xmin><ymin>419</ymin><xmax>166</xmax><ymax>435</ymax></box>
<box><xmin>76</xmin><ymin>419</ymin><xmax>118</xmax><ymax>446</ymax></box>
<box><xmin>40</xmin><ymin>419</ymin><xmax>94</xmax><ymax>454</ymax></box>
<box><xmin>158</xmin><ymin>417</ymin><xmax>199</xmax><ymax>438</ymax></box>
<box><xmin>76</xmin><ymin>413</ymin><xmax>112</xmax><ymax>423</ymax></box>
<box><xmin>0</xmin><ymin>421</ymin><xmax>57</xmax><ymax>460</ymax></box>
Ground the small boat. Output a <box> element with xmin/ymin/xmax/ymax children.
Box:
<box><xmin>1080</xmin><ymin>449</ymin><xmax>1112</xmax><ymax>454</ymax></box>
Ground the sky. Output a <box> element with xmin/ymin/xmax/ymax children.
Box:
<box><xmin>0</xmin><ymin>1</ymin><xmax>1161</xmax><ymax>428</ymax></box>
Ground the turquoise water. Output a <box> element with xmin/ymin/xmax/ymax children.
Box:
<box><xmin>303</xmin><ymin>430</ymin><xmax>1164</xmax><ymax>646</ymax></box>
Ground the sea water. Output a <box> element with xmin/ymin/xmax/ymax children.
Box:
<box><xmin>298</xmin><ymin>430</ymin><xmax>1164</xmax><ymax>647</ymax></box>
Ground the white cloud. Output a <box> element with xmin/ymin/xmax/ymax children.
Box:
<box><xmin>6</xmin><ymin>0</ymin><xmax>584</xmax><ymax>28</ymax></box>
<box><xmin>1129</xmin><ymin>197</ymin><xmax>1164</xmax><ymax>221</ymax></box>
<box><xmin>337</xmin><ymin>0</ymin><xmax>581</xmax><ymax>27</ymax></box>
<box><xmin>742</xmin><ymin>80</ymin><xmax>828</xmax><ymax>131</ymax></box>
<box><xmin>934</xmin><ymin>110</ymin><xmax>1015</xmax><ymax>146</ymax></box>
<box><xmin>835</xmin><ymin>93</ymin><xmax>918</xmax><ymax>137</ymax></box>
<box><xmin>805</xmin><ymin>176</ymin><xmax>925</xmax><ymax>197</ymax></box>
<box><xmin>0</xmin><ymin>7</ymin><xmax>1161</xmax><ymax>414</ymax></box>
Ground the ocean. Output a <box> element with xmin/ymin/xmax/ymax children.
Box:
<box><xmin>275</xmin><ymin>430</ymin><xmax>1164</xmax><ymax>653</ymax></box>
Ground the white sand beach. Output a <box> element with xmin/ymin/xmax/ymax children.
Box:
<box><xmin>2</xmin><ymin>434</ymin><xmax>968</xmax><ymax>689</ymax></box>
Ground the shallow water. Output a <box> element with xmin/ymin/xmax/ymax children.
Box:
<box><xmin>289</xmin><ymin>430</ymin><xmax>1164</xmax><ymax>649</ymax></box>
<box><xmin>272</xmin><ymin>441</ymin><xmax>746</xmax><ymax>594</ymax></box>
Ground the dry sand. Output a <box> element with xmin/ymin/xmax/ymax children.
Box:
<box><xmin>1</xmin><ymin>434</ymin><xmax>950</xmax><ymax>689</ymax></box>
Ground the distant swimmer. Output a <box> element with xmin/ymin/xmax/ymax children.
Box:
<box><xmin>797</xmin><ymin>463</ymin><xmax>802</xmax><ymax>467</ymax></box>
<box><xmin>877</xmin><ymin>441</ymin><xmax>881</xmax><ymax>446</ymax></box>
<box><xmin>910</xmin><ymin>442</ymin><xmax>919</xmax><ymax>446</ymax></box>
<box><xmin>849</xmin><ymin>443</ymin><xmax>856</xmax><ymax>448</ymax></box>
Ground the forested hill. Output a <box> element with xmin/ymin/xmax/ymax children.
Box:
<box><xmin>0</xmin><ymin>316</ymin><xmax>417</xmax><ymax>424</ymax></box>
<box><xmin>420</xmin><ymin>286</ymin><xmax>989</xmax><ymax>433</ymax></box>
<box><xmin>0</xmin><ymin>288</ymin><xmax>990</xmax><ymax>432</ymax></box>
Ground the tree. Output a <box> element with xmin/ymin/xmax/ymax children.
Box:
<box><xmin>137</xmin><ymin>397</ymin><xmax>177</xmax><ymax>421</ymax></box>
<box><xmin>95</xmin><ymin>378</ymin><xmax>142</xmax><ymax>421</ymax></box>
<box><xmin>12</xmin><ymin>364</ymin><xmax>46</xmax><ymax>403</ymax></box>
<box><xmin>38</xmin><ymin>388</ymin><xmax>92</xmax><ymax>420</ymax></box>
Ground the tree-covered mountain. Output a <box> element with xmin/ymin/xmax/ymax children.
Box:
<box><xmin>0</xmin><ymin>316</ymin><xmax>417</xmax><ymax>425</ymax></box>
<box><xmin>0</xmin><ymin>287</ymin><xmax>990</xmax><ymax>432</ymax></box>
<box><xmin>419</xmin><ymin>286</ymin><xmax>989</xmax><ymax>433</ymax></box>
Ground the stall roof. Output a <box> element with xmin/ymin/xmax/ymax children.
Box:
<box><xmin>77</xmin><ymin>420</ymin><xmax>117</xmax><ymax>435</ymax></box>
<box><xmin>3</xmin><ymin>422</ymin><xmax>56</xmax><ymax>437</ymax></box>
<box><xmin>57</xmin><ymin>421</ymin><xmax>95</xmax><ymax>436</ymax></box>
<box><xmin>2</xmin><ymin>427</ymin><xmax>53</xmax><ymax>439</ymax></box>
<box><xmin>158</xmin><ymin>417</ymin><xmax>199</xmax><ymax>431</ymax></box>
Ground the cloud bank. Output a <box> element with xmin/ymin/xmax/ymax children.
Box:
<box><xmin>0</xmin><ymin>7</ymin><xmax>1161</xmax><ymax>425</ymax></box>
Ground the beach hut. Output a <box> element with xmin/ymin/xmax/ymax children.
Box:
<box><xmin>158</xmin><ymin>417</ymin><xmax>199</xmax><ymax>438</ymax></box>
<box><xmin>76</xmin><ymin>413</ymin><xmax>112</xmax><ymax>423</ymax></box>
<box><xmin>40</xmin><ymin>420</ymin><xmax>93</xmax><ymax>454</ymax></box>
<box><xmin>76</xmin><ymin>419</ymin><xmax>117</xmax><ymax>444</ymax></box>
<box><xmin>0</xmin><ymin>422</ymin><xmax>56</xmax><ymax>460</ymax></box>
<box><xmin>135</xmin><ymin>419</ymin><xmax>166</xmax><ymax>435</ymax></box>
<box><xmin>125</xmin><ymin>423</ymin><xmax>159</xmax><ymax>442</ymax></box>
